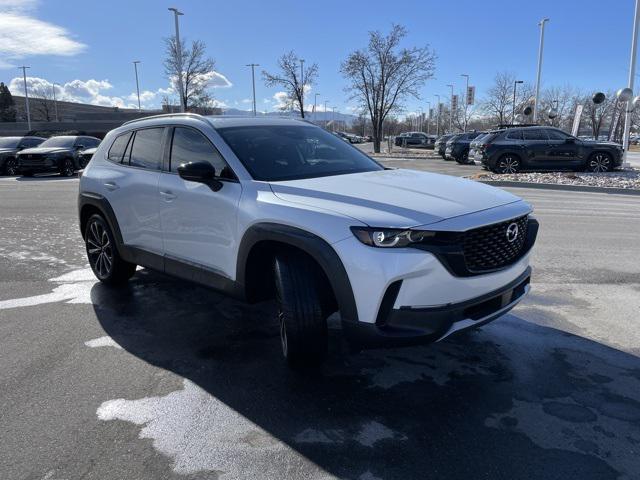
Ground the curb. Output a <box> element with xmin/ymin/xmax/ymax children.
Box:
<box><xmin>477</xmin><ymin>180</ymin><xmax>640</xmax><ymax>196</ymax></box>
<box><xmin>371</xmin><ymin>155</ymin><xmax>442</xmax><ymax>161</ymax></box>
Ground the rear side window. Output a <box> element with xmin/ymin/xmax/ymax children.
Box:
<box><xmin>506</xmin><ymin>130</ymin><xmax>523</xmax><ymax>140</ymax></box>
<box><xmin>108</xmin><ymin>132</ymin><xmax>132</xmax><ymax>163</ymax></box>
<box><xmin>129</xmin><ymin>128</ymin><xmax>164</xmax><ymax>170</ymax></box>
<box><xmin>523</xmin><ymin>129</ymin><xmax>548</xmax><ymax>140</ymax></box>
<box><xmin>170</xmin><ymin>127</ymin><xmax>234</xmax><ymax>179</ymax></box>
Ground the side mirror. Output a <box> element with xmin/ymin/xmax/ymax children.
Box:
<box><xmin>177</xmin><ymin>161</ymin><xmax>222</xmax><ymax>191</ymax></box>
<box><xmin>75</xmin><ymin>145</ymin><xmax>85</xmax><ymax>150</ymax></box>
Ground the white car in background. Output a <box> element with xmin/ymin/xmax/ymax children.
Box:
<box><xmin>78</xmin><ymin>114</ymin><xmax>538</xmax><ymax>368</ymax></box>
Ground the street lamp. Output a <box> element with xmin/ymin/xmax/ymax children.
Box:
<box><xmin>533</xmin><ymin>18</ymin><xmax>550</xmax><ymax>122</ymax></box>
<box><xmin>512</xmin><ymin>80</ymin><xmax>523</xmax><ymax>124</ymax></box>
<box><xmin>52</xmin><ymin>82</ymin><xmax>59</xmax><ymax>122</ymax></box>
<box><xmin>168</xmin><ymin>7</ymin><xmax>185</xmax><ymax>113</ymax></box>
<box><xmin>314</xmin><ymin>93</ymin><xmax>320</xmax><ymax>123</ymax></box>
<box><xmin>620</xmin><ymin>0</ymin><xmax>640</xmax><ymax>168</ymax></box>
<box><xmin>435</xmin><ymin>94</ymin><xmax>441</xmax><ymax>136</ymax></box>
<box><xmin>18</xmin><ymin>66</ymin><xmax>31</xmax><ymax>130</ymax></box>
<box><xmin>461</xmin><ymin>74</ymin><xmax>469</xmax><ymax>132</ymax></box>
<box><xmin>332</xmin><ymin>106</ymin><xmax>337</xmax><ymax>131</ymax></box>
<box><xmin>446</xmin><ymin>84</ymin><xmax>454</xmax><ymax>132</ymax></box>
<box><xmin>133</xmin><ymin>61</ymin><xmax>142</xmax><ymax>112</ymax></box>
<box><xmin>425</xmin><ymin>101</ymin><xmax>431</xmax><ymax>135</ymax></box>
<box><xmin>245</xmin><ymin>63</ymin><xmax>259</xmax><ymax>116</ymax></box>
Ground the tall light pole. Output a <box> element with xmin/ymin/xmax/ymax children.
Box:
<box><xmin>461</xmin><ymin>74</ymin><xmax>469</xmax><ymax>132</ymax></box>
<box><xmin>52</xmin><ymin>82</ymin><xmax>59</xmax><ymax>122</ymax></box>
<box><xmin>314</xmin><ymin>93</ymin><xmax>320</xmax><ymax>123</ymax></box>
<box><xmin>435</xmin><ymin>94</ymin><xmax>441</xmax><ymax>136</ymax></box>
<box><xmin>533</xmin><ymin>18</ymin><xmax>550</xmax><ymax>122</ymax></box>
<box><xmin>133</xmin><ymin>61</ymin><xmax>142</xmax><ymax>112</ymax></box>
<box><xmin>425</xmin><ymin>101</ymin><xmax>431</xmax><ymax>136</ymax></box>
<box><xmin>168</xmin><ymin>7</ymin><xmax>185</xmax><ymax>113</ymax></box>
<box><xmin>300</xmin><ymin>59</ymin><xmax>305</xmax><ymax>116</ymax></box>
<box><xmin>622</xmin><ymin>0</ymin><xmax>640</xmax><ymax>167</ymax></box>
<box><xmin>512</xmin><ymin>80</ymin><xmax>523</xmax><ymax>124</ymax></box>
<box><xmin>19</xmin><ymin>66</ymin><xmax>31</xmax><ymax>130</ymax></box>
<box><xmin>246</xmin><ymin>63</ymin><xmax>259</xmax><ymax>116</ymax></box>
<box><xmin>446</xmin><ymin>84</ymin><xmax>454</xmax><ymax>132</ymax></box>
<box><xmin>324</xmin><ymin>100</ymin><xmax>329</xmax><ymax>126</ymax></box>
<box><xmin>332</xmin><ymin>106</ymin><xmax>337</xmax><ymax>131</ymax></box>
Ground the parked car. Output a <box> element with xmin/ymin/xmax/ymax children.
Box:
<box><xmin>434</xmin><ymin>134</ymin><xmax>455</xmax><ymax>158</ymax></box>
<box><xmin>474</xmin><ymin>126</ymin><xmax>623</xmax><ymax>173</ymax></box>
<box><xmin>469</xmin><ymin>133</ymin><xmax>493</xmax><ymax>168</ymax></box>
<box><xmin>78</xmin><ymin>147</ymin><xmax>97</xmax><ymax>168</ymax></box>
<box><xmin>0</xmin><ymin>136</ymin><xmax>45</xmax><ymax>175</ymax></box>
<box><xmin>79</xmin><ymin>113</ymin><xmax>538</xmax><ymax>367</ymax></box>
<box><xmin>17</xmin><ymin>135</ymin><xmax>101</xmax><ymax>177</ymax></box>
<box><xmin>444</xmin><ymin>131</ymin><xmax>486</xmax><ymax>164</ymax></box>
<box><xmin>394</xmin><ymin>131</ymin><xmax>433</xmax><ymax>148</ymax></box>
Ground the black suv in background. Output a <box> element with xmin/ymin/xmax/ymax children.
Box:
<box><xmin>0</xmin><ymin>136</ymin><xmax>45</xmax><ymax>175</ymax></box>
<box><xmin>444</xmin><ymin>131</ymin><xmax>485</xmax><ymax>164</ymax></box>
<box><xmin>395</xmin><ymin>131</ymin><xmax>434</xmax><ymax>148</ymax></box>
<box><xmin>475</xmin><ymin>126</ymin><xmax>623</xmax><ymax>173</ymax></box>
<box><xmin>434</xmin><ymin>133</ymin><xmax>455</xmax><ymax>157</ymax></box>
<box><xmin>17</xmin><ymin>135</ymin><xmax>101</xmax><ymax>177</ymax></box>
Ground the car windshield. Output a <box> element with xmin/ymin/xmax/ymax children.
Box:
<box><xmin>216</xmin><ymin>125</ymin><xmax>384</xmax><ymax>181</ymax></box>
<box><xmin>39</xmin><ymin>137</ymin><xmax>75</xmax><ymax>148</ymax></box>
<box><xmin>0</xmin><ymin>137</ymin><xmax>21</xmax><ymax>148</ymax></box>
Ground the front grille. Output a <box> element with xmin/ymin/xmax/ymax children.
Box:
<box><xmin>19</xmin><ymin>154</ymin><xmax>46</xmax><ymax>166</ymax></box>
<box><xmin>462</xmin><ymin>215</ymin><xmax>529</xmax><ymax>272</ymax></box>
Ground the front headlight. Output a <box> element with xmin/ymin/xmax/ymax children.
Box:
<box><xmin>350</xmin><ymin>227</ymin><xmax>435</xmax><ymax>248</ymax></box>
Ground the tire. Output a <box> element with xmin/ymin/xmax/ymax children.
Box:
<box><xmin>78</xmin><ymin>155</ymin><xmax>89</xmax><ymax>169</ymax></box>
<box><xmin>4</xmin><ymin>158</ymin><xmax>18</xmax><ymax>176</ymax></box>
<box><xmin>273</xmin><ymin>251</ymin><xmax>328</xmax><ymax>368</ymax></box>
<box><xmin>455</xmin><ymin>150</ymin><xmax>469</xmax><ymax>165</ymax></box>
<box><xmin>494</xmin><ymin>154</ymin><xmax>521</xmax><ymax>174</ymax></box>
<box><xmin>587</xmin><ymin>152</ymin><xmax>612</xmax><ymax>172</ymax></box>
<box><xmin>85</xmin><ymin>214</ymin><xmax>136</xmax><ymax>285</ymax></box>
<box><xmin>59</xmin><ymin>158</ymin><xmax>76</xmax><ymax>177</ymax></box>
<box><xmin>22</xmin><ymin>171</ymin><xmax>34</xmax><ymax>177</ymax></box>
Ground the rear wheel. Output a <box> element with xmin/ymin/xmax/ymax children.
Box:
<box><xmin>456</xmin><ymin>150</ymin><xmax>470</xmax><ymax>164</ymax></box>
<box><xmin>494</xmin><ymin>154</ymin><xmax>520</xmax><ymax>174</ymax></box>
<box><xmin>59</xmin><ymin>158</ymin><xmax>76</xmax><ymax>177</ymax></box>
<box><xmin>274</xmin><ymin>251</ymin><xmax>328</xmax><ymax>368</ymax></box>
<box><xmin>587</xmin><ymin>152</ymin><xmax>612</xmax><ymax>172</ymax></box>
<box><xmin>85</xmin><ymin>214</ymin><xmax>136</xmax><ymax>285</ymax></box>
<box><xmin>4</xmin><ymin>158</ymin><xmax>18</xmax><ymax>176</ymax></box>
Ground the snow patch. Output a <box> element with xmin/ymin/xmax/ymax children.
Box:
<box><xmin>85</xmin><ymin>336</ymin><xmax>122</xmax><ymax>350</ymax></box>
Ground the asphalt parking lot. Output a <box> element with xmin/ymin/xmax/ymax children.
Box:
<box><xmin>1</xmin><ymin>174</ymin><xmax>640</xmax><ymax>479</ymax></box>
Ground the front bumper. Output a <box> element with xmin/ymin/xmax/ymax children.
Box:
<box><xmin>343</xmin><ymin>267</ymin><xmax>531</xmax><ymax>348</ymax></box>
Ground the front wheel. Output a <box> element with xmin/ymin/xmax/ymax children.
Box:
<box><xmin>587</xmin><ymin>152</ymin><xmax>612</xmax><ymax>172</ymax></box>
<box><xmin>85</xmin><ymin>214</ymin><xmax>136</xmax><ymax>285</ymax></box>
<box><xmin>59</xmin><ymin>158</ymin><xmax>76</xmax><ymax>177</ymax></box>
<box><xmin>456</xmin><ymin>150</ymin><xmax>470</xmax><ymax>164</ymax></box>
<box><xmin>4</xmin><ymin>158</ymin><xmax>18</xmax><ymax>176</ymax></box>
<box><xmin>274</xmin><ymin>252</ymin><xmax>328</xmax><ymax>368</ymax></box>
<box><xmin>494</xmin><ymin>154</ymin><xmax>520</xmax><ymax>174</ymax></box>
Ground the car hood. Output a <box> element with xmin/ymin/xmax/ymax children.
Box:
<box><xmin>18</xmin><ymin>147</ymin><xmax>71</xmax><ymax>155</ymax></box>
<box><xmin>0</xmin><ymin>148</ymin><xmax>17</xmax><ymax>155</ymax></box>
<box><xmin>269</xmin><ymin>169</ymin><xmax>521</xmax><ymax>228</ymax></box>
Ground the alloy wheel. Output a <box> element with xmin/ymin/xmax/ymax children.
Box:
<box><xmin>61</xmin><ymin>159</ymin><xmax>75</xmax><ymax>177</ymax></box>
<box><xmin>497</xmin><ymin>156</ymin><xmax>519</xmax><ymax>174</ymax></box>
<box><xmin>5</xmin><ymin>159</ymin><xmax>17</xmax><ymax>175</ymax></box>
<box><xmin>589</xmin><ymin>153</ymin><xmax>611</xmax><ymax>172</ymax></box>
<box><xmin>87</xmin><ymin>220</ymin><xmax>113</xmax><ymax>278</ymax></box>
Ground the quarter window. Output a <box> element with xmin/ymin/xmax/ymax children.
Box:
<box><xmin>129</xmin><ymin>128</ymin><xmax>164</xmax><ymax>170</ymax></box>
<box><xmin>107</xmin><ymin>132</ymin><xmax>132</xmax><ymax>163</ymax></box>
<box><xmin>170</xmin><ymin>127</ymin><xmax>233</xmax><ymax>178</ymax></box>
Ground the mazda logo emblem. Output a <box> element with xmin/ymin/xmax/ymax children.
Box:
<box><xmin>506</xmin><ymin>223</ymin><xmax>519</xmax><ymax>243</ymax></box>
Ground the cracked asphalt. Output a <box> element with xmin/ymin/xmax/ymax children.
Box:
<box><xmin>1</xmin><ymin>173</ymin><xmax>639</xmax><ymax>480</ymax></box>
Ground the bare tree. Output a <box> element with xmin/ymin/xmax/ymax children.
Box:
<box><xmin>481</xmin><ymin>72</ymin><xmax>533</xmax><ymax>126</ymax></box>
<box><xmin>538</xmin><ymin>85</ymin><xmax>582</xmax><ymax>130</ymax></box>
<box><xmin>341</xmin><ymin>24</ymin><xmax>436</xmax><ymax>152</ymax></box>
<box><xmin>30</xmin><ymin>84</ymin><xmax>56</xmax><ymax>122</ymax></box>
<box><xmin>582</xmin><ymin>90</ymin><xmax>616</xmax><ymax>139</ymax></box>
<box><xmin>164</xmin><ymin>37</ymin><xmax>216</xmax><ymax>111</ymax></box>
<box><xmin>262</xmin><ymin>51</ymin><xmax>318</xmax><ymax>118</ymax></box>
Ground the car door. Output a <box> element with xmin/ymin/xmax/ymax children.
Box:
<box><xmin>545</xmin><ymin>129</ymin><xmax>580</xmax><ymax>169</ymax></box>
<box><xmin>101</xmin><ymin>128</ymin><xmax>165</xmax><ymax>261</ymax></box>
<box><xmin>521</xmin><ymin>128</ymin><xmax>549</xmax><ymax>169</ymax></box>
<box><xmin>158</xmin><ymin>126</ymin><xmax>242</xmax><ymax>280</ymax></box>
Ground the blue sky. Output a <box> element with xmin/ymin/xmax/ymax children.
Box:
<box><xmin>0</xmin><ymin>0</ymin><xmax>637</xmax><ymax>115</ymax></box>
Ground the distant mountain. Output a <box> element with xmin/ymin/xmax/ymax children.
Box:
<box><xmin>221</xmin><ymin>107</ymin><xmax>358</xmax><ymax>125</ymax></box>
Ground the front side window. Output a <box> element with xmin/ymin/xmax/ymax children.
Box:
<box><xmin>506</xmin><ymin>130</ymin><xmax>523</xmax><ymax>140</ymax></box>
<box><xmin>546</xmin><ymin>129</ymin><xmax>572</xmax><ymax>141</ymax></box>
<box><xmin>216</xmin><ymin>125</ymin><xmax>383</xmax><ymax>181</ymax></box>
<box><xmin>108</xmin><ymin>132</ymin><xmax>132</xmax><ymax>163</ymax></box>
<box><xmin>522</xmin><ymin>129</ymin><xmax>548</xmax><ymax>141</ymax></box>
<box><xmin>129</xmin><ymin>128</ymin><xmax>164</xmax><ymax>170</ymax></box>
<box><xmin>170</xmin><ymin>127</ymin><xmax>234</xmax><ymax>179</ymax></box>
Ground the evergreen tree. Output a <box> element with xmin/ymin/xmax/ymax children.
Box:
<box><xmin>0</xmin><ymin>82</ymin><xmax>17</xmax><ymax>122</ymax></box>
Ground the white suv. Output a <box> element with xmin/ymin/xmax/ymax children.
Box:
<box><xmin>78</xmin><ymin>114</ymin><xmax>538</xmax><ymax>367</ymax></box>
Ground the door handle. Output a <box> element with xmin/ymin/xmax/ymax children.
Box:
<box><xmin>160</xmin><ymin>190</ymin><xmax>177</xmax><ymax>201</ymax></box>
<box><xmin>104</xmin><ymin>182</ymin><xmax>119</xmax><ymax>191</ymax></box>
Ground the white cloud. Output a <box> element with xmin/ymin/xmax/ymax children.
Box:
<box><xmin>0</xmin><ymin>1</ymin><xmax>86</xmax><ymax>67</ymax></box>
<box><xmin>272</xmin><ymin>91</ymin><xmax>291</xmax><ymax>110</ymax></box>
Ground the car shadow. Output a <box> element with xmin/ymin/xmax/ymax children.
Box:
<box><xmin>91</xmin><ymin>269</ymin><xmax>640</xmax><ymax>480</ymax></box>
<box><xmin>13</xmin><ymin>174</ymin><xmax>78</xmax><ymax>181</ymax></box>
